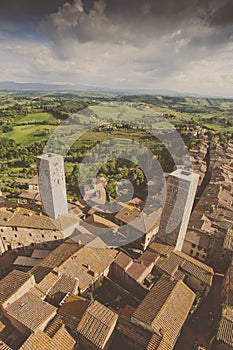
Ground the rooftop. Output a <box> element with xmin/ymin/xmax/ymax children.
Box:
<box><xmin>149</xmin><ymin>242</ymin><xmax>214</xmax><ymax>286</ymax></box>
<box><xmin>217</xmin><ymin>306</ymin><xmax>233</xmax><ymax>347</ymax></box>
<box><xmin>0</xmin><ymin>206</ymin><xmax>80</xmax><ymax>231</ymax></box>
<box><xmin>6</xmin><ymin>292</ymin><xmax>57</xmax><ymax>332</ymax></box>
<box><xmin>114</xmin><ymin>252</ymin><xmax>132</xmax><ymax>270</ymax></box>
<box><xmin>0</xmin><ymin>270</ymin><xmax>33</xmax><ymax>306</ymax></box>
<box><xmin>77</xmin><ymin>300</ymin><xmax>118</xmax><ymax>349</ymax></box>
<box><xmin>20</xmin><ymin>325</ymin><xmax>76</xmax><ymax>350</ymax></box>
<box><xmin>132</xmin><ymin>275</ymin><xmax>195</xmax><ymax>344</ymax></box>
<box><xmin>0</xmin><ymin>207</ymin><xmax>57</xmax><ymax>230</ymax></box>
<box><xmin>170</xmin><ymin>169</ymin><xmax>199</xmax><ymax>183</ymax></box>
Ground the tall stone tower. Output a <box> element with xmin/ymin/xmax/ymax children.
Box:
<box><xmin>37</xmin><ymin>153</ymin><xmax>68</xmax><ymax>219</ymax></box>
<box><xmin>157</xmin><ymin>169</ymin><xmax>199</xmax><ymax>251</ymax></box>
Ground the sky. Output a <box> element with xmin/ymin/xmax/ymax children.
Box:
<box><xmin>0</xmin><ymin>0</ymin><xmax>232</xmax><ymax>97</ymax></box>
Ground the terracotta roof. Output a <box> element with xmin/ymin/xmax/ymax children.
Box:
<box><xmin>132</xmin><ymin>275</ymin><xmax>195</xmax><ymax>345</ymax></box>
<box><xmin>6</xmin><ymin>292</ymin><xmax>57</xmax><ymax>332</ymax></box>
<box><xmin>0</xmin><ymin>206</ymin><xmax>80</xmax><ymax>231</ymax></box>
<box><xmin>138</xmin><ymin>250</ymin><xmax>160</xmax><ymax>267</ymax></box>
<box><xmin>222</xmin><ymin>261</ymin><xmax>233</xmax><ymax>305</ymax></box>
<box><xmin>58</xmin><ymin>258</ymin><xmax>92</xmax><ymax>292</ymax></box>
<box><xmin>115</xmin><ymin>252</ymin><xmax>132</xmax><ymax>270</ymax></box>
<box><xmin>36</xmin><ymin>271</ymin><xmax>61</xmax><ymax>295</ymax></box>
<box><xmin>174</xmin><ymin>251</ymin><xmax>214</xmax><ymax>285</ymax></box>
<box><xmin>16</xmin><ymin>176</ymin><xmax>38</xmax><ymax>186</ymax></box>
<box><xmin>115</xmin><ymin>207</ymin><xmax>161</xmax><ymax>234</ymax></box>
<box><xmin>115</xmin><ymin>206</ymin><xmax>141</xmax><ymax>224</ymax></box>
<box><xmin>85</xmin><ymin>214</ymin><xmax>118</xmax><ymax>228</ymax></box>
<box><xmin>156</xmin><ymin>254</ymin><xmax>183</xmax><ymax>276</ymax></box>
<box><xmin>13</xmin><ymin>256</ymin><xmax>43</xmax><ymax>268</ymax></box>
<box><xmin>155</xmin><ymin>250</ymin><xmax>214</xmax><ymax>286</ymax></box>
<box><xmin>30</xmin><ymin>239</ymin><xmax>80</xmax><ymax>283</ymax></box>
<box><xmin>77</xmin><ymin>301</ymin><xmax>118</xmax><ymax>349</ymax></box>
<box><xmin>0</xmin><ymin>207</ymin><xmax>57</xmax><ymax>230</ymax></box>
<box><xmin>126</xmin><ymin>261</ymin><xmax>152</xmax><ymax>282</ymax></box>
<box><xmin>58</xmin><ymin>238</ymin><xmax>116</xmax><ymax>292</ymax></box>
<box><xmin>0</xmin><ymin>270</ymin><xmax>33</xmax><ymax>305</ymax></box>
<box><xmin>146</xmin><ymin>333</ymin><xmax>173</xmax><ymax>350</ymax></box>
<box><xmin>217</xmin><ymin>306</ymin><xmax>233</xmax><ymax>347</ymax></box>
<box><xmin>47</xmin><ymin>274</ymin><xmax>78</xmax><ymax>304</ymax></box>
<box><xmin>31</xmin><ymin>250</ymin><xmax>51</xmax><ymax>259</ymax></box>
<box><xmin>149</xmin><ymin>243</ymin><xmax>174</xmax><ymax>257</ymax></box>
<box><xmin>53</xmin><ymin>213</ymin><xmax>80</xmax><ymax>231</ymax></box>
<box><xmin>18</xmin><ymin>191</ymin><xmax>40</xmax><ymax>201</ymax></box>
<box><xmin>20</xmin><ymin>325</ymin><xmax>76</xmax><ymax>350</ymax></box>
<box><xmin>0</xmin><ymin>342</ymin><xmax>13</xmax><ymax>350</ymax></box>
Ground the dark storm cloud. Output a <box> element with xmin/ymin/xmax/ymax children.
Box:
<box><xmin>0</xmin><ymin>0</ymin><xmax>69</xmax><ymax>22</ymax></box>
<box><xmin>1</xmin><ymin>0</ymin><xmax>232</xmax><ymax>28</ymax></box>
<box><xmin>40</xmin><ymin>0</ymin><xmax>233</xmax><ymax>47</ymax></box>
<box><xmin>208</xmin><ymin>0</ymin><xmax>233</xmax><ymax>26</ymax></box>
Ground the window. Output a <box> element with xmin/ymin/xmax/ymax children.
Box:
<box><xmin>54</xmin><ymin>236</ymin><xmax>57</xmax><ymax>240</ymax></box>
<box><xmin>198</xmin><ymin>246</ymin><xmax>202</xmax><ymax>251</ymax></box>
<box><xmin>29</xmin><ymin>233</ymin><xmax>32</xmax><ymax>237</ymax></box>
<box><xmin>42</xmin><ymin>234</ymin><xmax>44</xmax><ymax>238</ymax></box>
<box><xmin>196</xmin><ymin>252</ymin><xmax>199</xmax><ymax>257</ymax></box>
<box><xmin>202</xmin><ymin>255</ymin><xmax>205</xmax><ymax>259</ymax></box>
<box><xmin>15</xmin><ymin>234</ymin><xmax>17</xmax><ymax>238</ymax></box>
<box><xmin>191</xmin><ymin>243</ymin><xmax>196</xmax><ymax>248</ymax></box>
<box><xmin>3</xmin><ymin>237</ymin><xmax>6</xmax><ymax>240</ymax></box>
<box><xmin>190</xmin><ymin>250</ymin><xmax>194</xmax><ymax>255</ymax></box>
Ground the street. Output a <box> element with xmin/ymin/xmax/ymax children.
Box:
<box><xmin>175</xmin><ymin>276</ymin><xmax>223</xmax><ymax>350</ymax></box>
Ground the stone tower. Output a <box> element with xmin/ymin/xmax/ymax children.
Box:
<box><xmin>157</xmin><ymin>169</ymin><xmax>199</xmax><ymax>251</ymax></box>
<box><xmin>37</xmin><ymin>153</ymin><xmax>68</xmax><ymax>219</ymax></box>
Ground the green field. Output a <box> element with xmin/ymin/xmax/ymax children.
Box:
<box><xmin>203</xmin><ymin>123</ymin><xmax>233</xmax><ymax>132</ymax></box>
<box><xmin>16</xmin><ymin>112</ymin><xmax>58</xmax><ymax>124</ymax></box>
<box><xmin>0</xmin><ymin>124</ymin><xmax>57</xmax><ymax>146</ymax></box>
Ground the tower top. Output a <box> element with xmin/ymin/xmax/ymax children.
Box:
<box><xmin>170</xmin><ymin>169</ymin><xmax>199</xmax><ymax>182</ymax></box>
<box><xmin>37</xmin><ymin>153</ymin><xmax>63</xmax><ymax>161</ymax></box>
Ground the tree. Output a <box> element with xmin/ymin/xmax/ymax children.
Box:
<box><xmin>2</xmin><ymin>125</ymin><xmax>13</xmax><ymax>133</ymax></box>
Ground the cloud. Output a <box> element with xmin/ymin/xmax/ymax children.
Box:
<box><xmin>0</xmin><ymin>0</ymin><xmax>232</xmax><ymax>97</ymax></box>
<box><xmin>42</xmin><ymin>0</ymin><xmax>123</xmax><ymax>45</ymax></box>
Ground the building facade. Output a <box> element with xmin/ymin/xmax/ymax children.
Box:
<box><xmin>37</xmin><ymin>153</ymin><xmax>68</xmax><ymax>219</ymax></box>
<box><xmin>157</xmin><ymin>169</ymin><xmax>199</xmax><ymax>251</ymax></box>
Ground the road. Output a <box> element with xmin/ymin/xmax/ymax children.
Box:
<box><xmin>175</xmin><ymin>275</ymin><xmax>223</xmax><ymax>350</ymax></box>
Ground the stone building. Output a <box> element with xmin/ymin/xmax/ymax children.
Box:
<box><xmin>131</xmin><ymin>275</ymin><xmax>195</xmax><ymax>347</ymax></box>
<box><xmin>36</xmin><ymin>153</ymin><xmax>68</xmax><ymax>219</ymax></box>
<box><xmin>157</xmin><ymin>169</ymin><xmax>199</xmax><ymax>251</ymax></box>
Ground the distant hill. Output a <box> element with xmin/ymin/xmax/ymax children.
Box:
<box><xmin>0</xmin><ymin>81</ymin><xmax>231</xmax><ymax>99</ymax></box>
<box><xmin>0</xmin><ymin>81</ymin><xmax>76</xmax><ymax>91</ymax></box>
